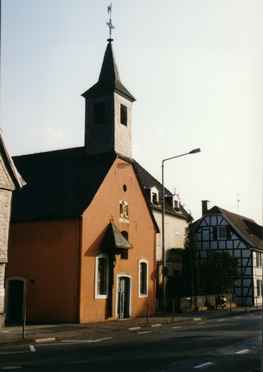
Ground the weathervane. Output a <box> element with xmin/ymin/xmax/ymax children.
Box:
<box><xmin>106</xmin><ymin>3</ymin><xmax>114</xmax><ymax>41</ymax></box>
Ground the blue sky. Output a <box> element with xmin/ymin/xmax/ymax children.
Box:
<box><xmin>1</xmin><ymin>0</ymin><xmax>263</xmax><ymax>222</ymax></box>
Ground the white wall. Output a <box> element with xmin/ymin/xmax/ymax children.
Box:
<box><xmin>153</xmin><ymin>210</ymin><xmax>188</xmax><ymax>261</ymax></box>
<box><xmin>114</xmin><ymin>93</ymin><xmax>132</xmax><ymax>159</ymax></box>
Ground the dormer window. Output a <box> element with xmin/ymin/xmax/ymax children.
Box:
<box><xmin>94</xmin><ymin>102</ymin><xmax>106</xmax><ymax>125</ymax></box>
<box><xmin>150</xmin><ymin>187</ymin><xmax>159</xmax><ymax>205</ymax></box>
<box><xmin>173</xmin><ymin>199</ymin><xmax>179</xmax><ymax>210</ymax></box>
<box><xmin>152</xmin><ymin>192</ymin><xmax>158</xmax><ymax>204</ymax></box>
<box><xmin>120</xmin><ymin>104</ymin><xmax>128</xmax><ymax>126</ymax></box>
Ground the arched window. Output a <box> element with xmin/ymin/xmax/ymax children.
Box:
<box><xmin>119</xmin><ymin>201</ymin><xmax>129</xmax><ymax>220</ymax></box>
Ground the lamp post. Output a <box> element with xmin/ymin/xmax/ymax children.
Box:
<box><xmin>161</xmin><ymin>147</ymin><xmax>201</xmax><ymax>311</ymax></box>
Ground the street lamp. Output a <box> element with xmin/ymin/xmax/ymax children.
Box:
<box><xmin>161</xmin><ymin>147</ymin><xmax>201</xmax><ymax>310</ymax></box>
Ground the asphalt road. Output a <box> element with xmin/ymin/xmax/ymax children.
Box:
<box><xmin>0</xmin><ymin>312</ymin><xmax>261</xmax><ymax>372</ymax></box>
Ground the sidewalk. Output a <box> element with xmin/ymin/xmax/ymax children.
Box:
<box><xmin>0</xmin><ymin>306</ymin><xmax>260</xmax><ymax>346</ymax></box>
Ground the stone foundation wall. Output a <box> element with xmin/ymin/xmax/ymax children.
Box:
<box><xmin>0</xmin><ymin>190</ymin><xmax>11</xmax><ymax>262</ymax></box>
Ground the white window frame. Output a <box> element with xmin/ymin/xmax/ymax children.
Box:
<box><xmin>138</xmin><ymin>259</ymin><xmax>149</xmax><ymax>298</ymax></box>
<box><xmin>95</xmin><ymin>254</ymin><xmax>109</xmax><ymax>299</ymax></box>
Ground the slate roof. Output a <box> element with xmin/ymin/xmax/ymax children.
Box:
<box><xmin>101</xmin><ymin>222</ymin><xmax>131</xmax><ymax>252</ymax></box>
<box><xmin>11</xmin><ymin>149</ymin><xmax>159</xmax><ymax>232</ymax></box>
<box><xmin>12</xmin><ymin>148</ymin><xmax>116</xmax><ymax>222</ymax></box>
<box><xmin>82</xmin><ymin>41</ymin><xmax>136</xmax><ymax>102</ymax></box>
<box><xmin>0</xmin><ymin>132</ymin><xmax>25</xmax><ymax>189</ymax></box>
<box><xmin>192</xmin><ymin>206</ymin><xmax>263</xmax><ymax>251</ymax></box>
<box><xmin>133</xmin><ymin>160</ymin><xmax>192</xmax><ymax>222</ymax></box>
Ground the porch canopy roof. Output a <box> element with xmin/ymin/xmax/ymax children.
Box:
<box><xmin>101</xmin><ymin>222</ymin><xmax>131</xmax><ymax>252</ymax></box>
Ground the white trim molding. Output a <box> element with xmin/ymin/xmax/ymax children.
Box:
<box><xmin>95</xmin><ymin>254</ymin><xmax>109</xmax><ymax>299</ymax></box>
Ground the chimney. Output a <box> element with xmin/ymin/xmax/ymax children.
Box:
<box><xmin>202</xmin><ymin>200</ymin><xmax>209</xmax><ymax>216</ymax></box>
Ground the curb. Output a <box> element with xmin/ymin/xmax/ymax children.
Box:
<box><xmin>0</xmin><ymin>308</ymin><xmax>259</xmax><ymax>347</ymax></box>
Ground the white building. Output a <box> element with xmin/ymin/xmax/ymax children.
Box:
<box><xmin>133</xmin><ymin>161</ymin><xmax>192</xmax><ymax>305</ymax></box>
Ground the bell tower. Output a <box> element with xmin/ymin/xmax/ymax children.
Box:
<box><xmin>82</xmin><ymin>13</ymin><xmax>135</xmax><ymax>159</ymax></box>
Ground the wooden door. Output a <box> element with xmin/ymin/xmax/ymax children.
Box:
<box><xmin>117</xmin><ymin>277</ymin><xmax>130</xmax><ymax>319</ymax></box>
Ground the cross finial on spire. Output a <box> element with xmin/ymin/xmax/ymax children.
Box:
<box><xmin>106</xmin><ymin>3</ymin><xmax>114</xmax><ymax>41</ymax></box>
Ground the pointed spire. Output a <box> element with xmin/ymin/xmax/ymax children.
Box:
<box><xmin>98</xmin><ymin>41</ymin><xmax>120</xmax><ymax>85</ymax></box>
<box><xmin>82</xmin><ymin>40</ymin><xmax>135</xmax><ymax>102</ymax></box>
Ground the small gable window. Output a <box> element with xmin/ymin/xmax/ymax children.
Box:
<box><xmin>217</xmin><ymin>226</ymin><xmax>227</xmax><ymax>240</ymax></box>
<box><xmin>120</xmin><ymin>104</ymin><xmax>128</xmax><ymax>126</ymax></box>
<box><xmin>150</xmin><ymin>187</ymin><xmax>159</xmax><ymax>205</ymax></box>
<box><xmin>95</xmin><ymin>254</ymin><xmax>109</xmax><ymax>298</ymax></box>
<box><xmin>94</xmin><ymin>102</ymin><xmax>106</xmax><ymax>125</ymax></box>
<box><xmin>139</xmin><ymin>260</ymin><xmax>148</xmax><ymax>297</ymax></box>
<box><xmin>212</xmin><ymin>225</ymin><xmax>231</xmax><ymax>241</ymax></box>
<box><xmin>120</xmin><ymin>200</ymin><xmax>129</xmax><ymax>220</ymax></box>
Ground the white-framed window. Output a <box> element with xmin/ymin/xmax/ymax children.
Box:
<box><xmin>120</xmin><ymin>200</ymin><xmax>129</xmax><ymax>220</ymax></box>
<box><xmin>138</xmin><ymin>259</ymin><xmax>148</xmax><ymax>297</ymax></box>
<box><xmin>256</xmin><ymin>279</ymin><xmax>262</xmax><ymax>297</ymax></box>
<box><xmin>150</xmin><ymin>187</ymin><xmax>159</xmax><ymax>205</ymax></box>
<box><xmin>256</xmin><ymin>252</ymin><xmax>262</xmax><ymax>268</ymax></box>
<box><xmin>95</xmin><ymin>254</ymin><xmax>109</xmax><ymax>299</ymax></box>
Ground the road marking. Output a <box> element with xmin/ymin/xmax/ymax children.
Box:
<box><xmin>0</xmin><ymin>351</ymin><xmax>27</xmax><ymax>356</ymax></box>
<box><xmin>216</xmin><ymin>319</ymin><xmax>225</xmax><ymax>322</ymax></box>
<box><xmin>62</xmin><ymin>339</ymin><xmax>92</xmax><ymax>343</ymax></box>
<box><xmin>29</xmin><ymin>345</ymin><xmax>36</xmax><ymax>352</ymax></box>
<box><xmin>193</xmin><ymin>317</ymin><xmax>202</xmax><ymax>321</ymax></box>
<box><xmin>35</xmin><ymin>337</ymin><xmax>56</xmax><ymax>343</ymax></box>
<box><xmin>235</xmin><ymin>349</ymin><xmax>250</xmax><ymax>354</ymax></box>
<box><xmin>62</xmin><ymin>337</ymin><xmax>112</xmax><ymax>344</ymax></box>
<box><xmin>138</xmin><ymin>331</ymin><xmax>152</xmax><ymax>335</ymax></box>
<box><xmin>87</xmin><ymin>337</ymin><xmax>112</xmax><ymax>343</ymax></box>
<box><xmin>193</xmin><ymin>361</ymin><xmax>215</xmax><ymax>369</ymax></box>
<box><xmin>1</xmin><ymin>367</ymin><xmax>23</xmax><ymax>370</ymax></box>
<box><xmin>172</xmin><ymin>326</ymin><xmax>182</xmax><ymax>329</ymax></box>
<box><xmin>151</xmin><ymin>323</ymin><xmax>162</xmax><ymax>328</ymax></box>
<box><xmin>129</xmin><ymin>326</ymin><xmax>141</xmax><ymax>331</ymax></box>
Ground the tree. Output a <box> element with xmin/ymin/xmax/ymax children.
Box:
<box><xmin>199</xmin><ymin>251</ymin><xmax>239</xmax><ymax>295</ymax></box>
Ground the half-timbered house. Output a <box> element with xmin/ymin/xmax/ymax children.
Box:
<box><xmin>191</xmin><ymin>201</ymin><xmax>263</xmax><ymax>306</ymax></box>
